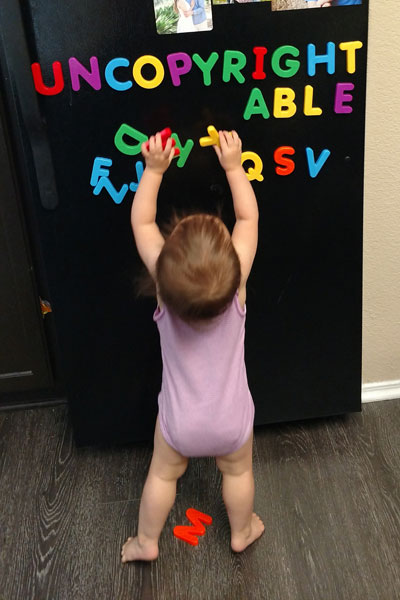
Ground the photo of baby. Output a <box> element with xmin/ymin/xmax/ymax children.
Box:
<box><xmin>272</xmin><ymin>0</ymin><xmax>361</xmax><ymax>10</ymax></box>
<box><xmin>154</xmin><ymin>0</ymin><xmax>213</xmax><ymax>34</ymax></box>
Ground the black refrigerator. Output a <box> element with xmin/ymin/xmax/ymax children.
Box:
<box><xmin>0</xmin><ymin>0</ymin><xmax>367</xmax><ymax>446</ymax></box>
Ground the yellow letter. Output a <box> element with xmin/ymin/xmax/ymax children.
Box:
<box><xmin>339</xmin><ymin>41</ymin><xmax>363</xmax><ymax>75</ymax></box>
<box><xmin>304</xmin><ymin>85</ymin><xmax>322</xmax><ymax>116</ymax></box>
<box><xmin>273</xmin><ymin>87</ymin><xmax>297</xmax><ymax>118</ymax></box>
<box><xmin>132</xmin><ymin>55</ymin><xmax>165</xmax><ymax>89</ymax></box>
<box><xmin>241</xmin><ymin>151</ymin><xmax>264</xmax><ymax>182</ymax></box>
<box><xmin>199</xmin><ymin>125</ymin><xmax>220</xmax><ymax>147</ymax></box>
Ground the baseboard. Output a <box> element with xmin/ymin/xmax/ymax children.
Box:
<box><xmin>362</xmin><ymin>380</ymin><xmax>400</xmax><ymax>404</ymax></box>
<box><xmin>1</xmin><ymin>386</ymin><xmax>398</xmax><ymax>409</ymax></box>
<box><xmin>0</xmin><ymin>397</ymin><xmax>67</xmax><ymax>412</ymax></box>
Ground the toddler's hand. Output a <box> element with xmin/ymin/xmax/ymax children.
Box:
<box><xmin>141</xmin><ymin>133</ymin><xmax>175</xmax><ymax>175</ymax></box>
<box><xmin>213</xmin><ymin>130</ymin><xmax>243</xmax><ymax>173</ymax></box>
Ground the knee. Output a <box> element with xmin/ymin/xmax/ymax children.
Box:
<box><xmin>216</xmin><ymin>457</ymin><xmax>252</xmax><ymax>478</ymax></box>
<box><xmin>216</xmin><ymin>457</ymin><xmax>230</xmax><ymax>476</ymax></box>
<box><xmin>175</xmin><ymin>458</ymin><xmax>189</xmax><ymax>480</ymax></box>
<box><xmin>152</xmin><ymin>457</ymin><xmax>188</xmax><ymax>482</ymax></box>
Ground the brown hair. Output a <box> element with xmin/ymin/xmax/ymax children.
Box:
<box><xmin>156</xmin><ymin>214</ymin><xmax>241</xmax><ymax>322</ymax></box>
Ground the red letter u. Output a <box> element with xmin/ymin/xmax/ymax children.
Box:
<box><xmin>31</xmin><ymin>61</ymin><xmax>64</xmax><ymax>96</ymax></box>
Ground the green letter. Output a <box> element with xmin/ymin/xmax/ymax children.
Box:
<box><xmin>223</xmin><ymin>50</ymin><xmax>247</xmax><ymax>84</ymax></box>
<box><xmin>114</xmin><ymin>123</ymin><xmax>148</xmax><ymax>155</ymax></box>
<box><xmin>171</xmin><ymin>134</ymin><xmax>194</xmax><ymax>168</ymax></box>
<box><xmin>243</xmin><ymin>88</ymin><xmax>270</xmax><ymax>120</ymax></box>
<box><xmin>192</xmin><ymin>52</ymin><xmax>219</xmax><ymax>86</ymax></box>
<box><xmin>271</xmin><ymin>45</ymin><xmax>300</xmax><ymax>78</ymax></box>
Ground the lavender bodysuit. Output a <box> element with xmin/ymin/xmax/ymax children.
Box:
<box><xmin>154</xmin><ymin>294</ymin><xmax>254</xmax><ymax>457</ymax></box>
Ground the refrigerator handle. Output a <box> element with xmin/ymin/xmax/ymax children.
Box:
<box><xmin>0</xmin><ymin>0</ymin><xmax>59</xmax><ymax>210</ymax></box>
<box><xmin>15</xmin><ymin>96</ymin><xmax>59</xmax><ymax>211</ymax></box>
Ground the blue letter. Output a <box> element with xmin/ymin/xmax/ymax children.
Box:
<box><xmin>307</xmin><ymin>42</ymin><xmax>335</xmax><ymax>76</ymax></box>
<box><xmin>306</xmin><ymin>148</ymin><xmax>331</xmax><ymax>178</ymax></box>
<box><xmin>90</xmin><ymin>157</ymin><xmax>112</xmax><ymax>187</ymax></box>
<box><xmin>105</xmin><ymin>58</ymin><xmax>132</xmax><ymax>91</ymax></box>
<box><xmin>93</xmin><ymin>177</ymin><xmax>129</xmax><ymax>204</ymax></box>
<box><xmin>129</xmin><ymin>161</ymin><xmax>145</xmax><ymax>192</ymax></box>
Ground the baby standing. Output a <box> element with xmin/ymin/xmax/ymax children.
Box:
<box><xmin>121</xmin><ymin>130</ymin><xmax>264</xmax><ymax>562</ymax></box>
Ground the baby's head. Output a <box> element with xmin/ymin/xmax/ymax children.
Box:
<box><xmin>156</xmin><ymin>214</ymin><xmax>241</xmax><ymax>322</ymax></box>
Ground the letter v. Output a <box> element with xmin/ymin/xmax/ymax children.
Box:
<box><xmin>306</xmin><ymin>147</ymin><xmax>331</xmax><ymax>179</ymax></box>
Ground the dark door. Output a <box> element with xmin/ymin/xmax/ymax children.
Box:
<box><xmin>0</xmin><ymin>99</ymin><xmax>52</xmax><ymax>396</ymax></box>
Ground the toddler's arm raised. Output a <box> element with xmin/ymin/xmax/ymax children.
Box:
<box><xmin>131</xmin><ymin>133</ymin><xmax>175</xmax><ymax>279</ymax></box>
<box><xmin>214</xmin><ymin>131</ymin><xmax>259</xmax><ymax>292</ymax></box>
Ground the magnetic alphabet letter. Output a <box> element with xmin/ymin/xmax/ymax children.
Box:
<box><xmin>115</xmin><ymin>124</ymin><xmax>148</xmax><ymax>155</ymax></box>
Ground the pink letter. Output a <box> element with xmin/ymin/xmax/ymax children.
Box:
<box><xmin>69</xmin><ymin>56</ymin><xmax>101</xmax><ymax>92</ymax></box>
<box><xmin>167</xmin><ymin>53</ymin><xmax>192</xmax><ymax>87</ymax></box>
<box><xmin>334</xmin><ymin>83</ymin><xmax>355</xmax><ymax>114</ymax></box>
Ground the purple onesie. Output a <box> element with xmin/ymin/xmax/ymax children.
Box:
<box><xmin>154</xmin><ymin>294</ymin><xmax>254</xmax><ymax>457</ymax></box>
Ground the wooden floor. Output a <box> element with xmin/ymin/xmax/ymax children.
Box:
<box><xmin>0</xmin><ymin>400</ymin><xmax>399</xmax><ymax>600</ymax></box>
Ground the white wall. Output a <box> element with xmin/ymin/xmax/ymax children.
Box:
<box><xmin>363</xmin><ymin>0</ymin><xmax>400</xmax><ymax>386</ymax></box>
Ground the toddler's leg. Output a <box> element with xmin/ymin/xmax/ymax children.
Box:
<box><xmin>216</xmin><ymin>432</ymin><xmax>264</xmax><ymax>552</ymax></box>
<box><xmin>121</xmin><ymin>416</ymin><xmax>188</xmax><ymax>562</ymax></box>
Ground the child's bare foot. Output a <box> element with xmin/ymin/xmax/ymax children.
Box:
<box><xmin>121</xmin><ymin>536</ymin><xmax>159</xmax><ymax>563</ymax></box>
<box><xmin>231</xmin><ymin>513</ymin><xmax>265</xmax><ymax>553</ymax></box>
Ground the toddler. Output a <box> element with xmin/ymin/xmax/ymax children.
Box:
<box><xmin>121</xmin><ymin>130</ymin><xmax>264</xmax><ymax>562</ymax></box>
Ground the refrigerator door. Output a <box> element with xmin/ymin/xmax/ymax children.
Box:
<box><xmin>0</xmin><ymin>0</ymin><xmax>365</xmax><ymax>445</ymax></box>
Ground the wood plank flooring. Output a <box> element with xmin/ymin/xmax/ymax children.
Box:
<box><xmin>0</xmin><ymin>401</ymin><xmax>399</xmax><ymax>599</ymax></box>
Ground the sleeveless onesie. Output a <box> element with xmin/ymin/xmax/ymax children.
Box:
<box><xmin>153</xmin><ymin>294</ymin><xmax>254</xmax><ymax>457</ymax></box>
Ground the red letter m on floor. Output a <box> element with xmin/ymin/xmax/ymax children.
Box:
<box><xmin>173</xmin><ymin>508</ymin><xmax>213</xmax><ymax>546</ymax></box>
